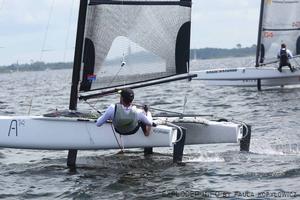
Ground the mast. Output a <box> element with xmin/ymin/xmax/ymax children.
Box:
<box><xmin>67</xmin><ymin>0</ymin><xmax>89</xmax><ymax>169</ymax></box>
<box><xmin>255</xmin><ymin>0</ymin><xmax>265</xmax><ymax>67</ymax></box>
<box><xmin>69</xmin><ymin>0</ymin><xmax>88</xmax><ymax>111</ymax></box>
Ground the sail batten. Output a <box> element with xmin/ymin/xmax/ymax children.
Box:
<box><xmin>263</xmin><ymin>28</ymin><xmax>300</xmax><ymax>31</ymax></box>
<box><xmin>83</xmin><ymin>73</ymin><xmax>190</xmax><ymax>92</ymax></box>
<box><xmin>79</xmin><ymin>73</ymin><xmax>196</xmax><ymax>100</ymax></box>
<box><xmin>79</xmin><ymin>0</ymin><xmax>192</xmax><ymax>95</ymax></box>
<box><xmin>90</xmin><ymin>0</ymin><xmax>191</xmax><ymax>6</ymax></box>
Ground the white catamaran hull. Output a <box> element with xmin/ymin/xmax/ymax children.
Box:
<box><xmin>0</xmin><ymin>116</ymin><xmax>243</xmax><ymax>150</ymax></box>
<box><xmin>193</xmin><ymin>67</ymin><xmax>300</xmax><ymax>87</ymax></box>
<box><xmin>158</xmin><ymin>117</ymin><xmax>242</xmax><ymax>144</ymax></box>
<box><xmin>200</xmin><ymin>77</ymin><xmax>300</xmax><ymax>87</ymax></box>
<box><xmin>0</xmin><ymin>116</ymin><xmax>177</xmax><ymax>150</ymax></box>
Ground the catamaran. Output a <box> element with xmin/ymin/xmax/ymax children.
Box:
<box><xmin>0</xmin><ymin>0</ymin><xmax>251</xmax><ymax>168</ymax></box>
<box><xmin>193</xmin><ymin>0</ymin><xmax>300</xmax><ymax>90</ymax></box>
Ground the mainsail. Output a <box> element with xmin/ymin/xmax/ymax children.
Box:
<box><xmin>257</xmin><ymin>0</ymin><xmax>300</xmax><ymax>65</ymax></box>
<box><xmin>76</xmin><ymin>0</ymin><xmax>193</xmax><ymax>100</ymax></box>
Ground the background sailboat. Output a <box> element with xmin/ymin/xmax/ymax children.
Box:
<box><xmin>193</xmin><ymin>0</ymin><xmax>300</xmax><ymax>90</ymax></box>
<box><xmin>0</xmin><ymin>0</ymin><xmax>250</xmax><ymax>167</ymax></box>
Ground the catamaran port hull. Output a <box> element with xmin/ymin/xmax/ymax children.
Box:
<box><xmin>0</xmin><ymin>116</ymin><xmax>244</xmax><ymax>150</ymax></box>
<box><xmin>156</xmin><ymin>117</ymin><xmax>243</xmax><ymax>145</ymax></box>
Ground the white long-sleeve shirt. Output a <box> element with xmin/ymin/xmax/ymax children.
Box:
<box><xmin>96</xmin><ymin>104</ymin><xmax>152</xmax><ymax>127</ymax></box>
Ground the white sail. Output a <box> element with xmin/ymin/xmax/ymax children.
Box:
<box><xmin>192</xmin><ymin>0</ymin><xmax>300</xmax><ymax>89</ymax></box>
<box><xmin>80</xmin><ymin>0</ymin><xmax>192</xmax><ymax>94</ymax></box>
<box><xmin>260</xmin><ymin>0</ymin><xmax>300</xmax><ymax>63</ymax></box>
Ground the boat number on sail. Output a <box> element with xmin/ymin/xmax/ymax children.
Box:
<box><xmin>8</xmin><ymin>119</ymin><xmax>25</xmax><ymax>136</ymax></box>
<box><xmin>292</xmin><ymin>21</ymin><xmax>300</xmax><ymax>28</ymax></box>
<box><xmin>206</xmin><ymin>69</ymin><xmax>237</xmax><ymax>74</ymax></box>
<box><xmin>264</xmin><ymin>32</ymin><xmax>273</xmax><ymax>38</ymax></box>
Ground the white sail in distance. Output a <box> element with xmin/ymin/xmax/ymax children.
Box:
<box><xmin>259</xmin><ymin>0</ymin><xmax>300</xmax><ymax>63</ymax></box>
<box><xmin>79</xmin><ymin>0</ymin><xmax>192</xmax><ymax>99</ymax></box>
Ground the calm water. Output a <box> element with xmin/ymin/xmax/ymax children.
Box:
<box><xmin>0</xmin><ymin>57</ymin><xmax>300</xmax><ymax>199</ymax></box>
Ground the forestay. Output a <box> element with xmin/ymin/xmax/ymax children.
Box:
<box><xmin>79</xmin><ymin>0</ymin><xmax>192</xmax><ymax>99</ymax></box>
<box><xmin>258</xmin><ymin>0</ymin><xmax>300</xmax><ymax>64</ymax></box>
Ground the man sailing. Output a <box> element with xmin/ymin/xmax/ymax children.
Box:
<box><xmin>277</xmin><ymin>43</ymin><xmax>294</xmax><ymax>72</ymax></box>
<box><xmin>96</xmin><ymin>88</ymin><xmax>152</xmax><ymax>136</ymax></box>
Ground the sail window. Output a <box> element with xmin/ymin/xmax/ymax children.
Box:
<box><xmin>79</xmin><ymin>0</ymin><xmax>192</xmax><ymax>95</ymax></box>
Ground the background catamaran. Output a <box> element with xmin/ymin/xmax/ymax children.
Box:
<box><xmin>193</xmin><ymin>0</ymin><xmax>300</xmax><ymax>90</ymax></box>
<box><xmin>0</xmin><ymin>0</ymin><xmax>251</xmax><ymax>168</ymax></box>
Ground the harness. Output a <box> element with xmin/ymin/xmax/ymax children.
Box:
<box><xmin>280</xmin><ymin>48</ymin><xmax>289</xmax><ymax>66</ymax></box>
<box><xmin>112</xmin><ymin>103</ymin><xmax>140</xmax><ymax>135</ymax></box>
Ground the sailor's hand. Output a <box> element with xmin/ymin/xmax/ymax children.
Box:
<box><xmin>143</xmin><ymin>104</ymin><xmax>148</xmax><ymax>112</ymax></box>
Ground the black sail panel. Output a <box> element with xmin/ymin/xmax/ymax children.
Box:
<box><xmin>297</xmin><ymin>36</ymin><xmax>300</xmax><ymax>55</ymax></box>
<box><xmin>176</xmin><ymin>22</ymin><xmax>191</xmax><ymax>74</ymax></box>
<box><xmin>80</xmin><ymin>38</ymin><xmax>96</xmax><ymax>91</ymax></box>
<box><xmin>260</xmin><ymin>44</ymin><xmax>265</xmax><ymax>64</ymax></box>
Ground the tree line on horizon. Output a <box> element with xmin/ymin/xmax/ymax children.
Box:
<box><xmin>0</xmin><ymin>45</ymin><xmax>256</xmax><ymax>73</ymax></box>
<box><xmin>191</xmin><ymin>44</ymin><xmax>256</xmax><ymax>60</ymax></box>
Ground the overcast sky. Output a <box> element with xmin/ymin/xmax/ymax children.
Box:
<box><xmin>0</xmin><ymin>0</ymin><xmax>261</xmax><ymax>65</ymax></box>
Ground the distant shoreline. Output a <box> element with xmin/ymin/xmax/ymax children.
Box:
<box><xmin>191</xmin><ymin>45</ymin><xmax>256</xmax><ymax>60</ymax></box>
<box><xmin>0</xmin><ymin>46</ymin><xmax>256</xmax><ymax>73</ymax></box>
<box><xmin>0</xmin><ymin>62</ymin><xmax>73</xmax><ymax>73</ymax></box>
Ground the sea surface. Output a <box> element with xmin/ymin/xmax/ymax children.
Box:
<box><xmin>0</xmin><ymin>57</ymin><xmax>300</xmax><ymax>199</ymax></box>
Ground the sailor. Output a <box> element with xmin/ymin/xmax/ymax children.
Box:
<box><xmin>96</xmin><ymin>88</ymin><xmax>152</xmax><ymax>136</ymax></box>
<box><xmin>277</xmin><ymin>43</ymin><xmax>294</xmax><ymax>72</ymax></box>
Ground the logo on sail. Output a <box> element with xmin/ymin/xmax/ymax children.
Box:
<box><xmin>8</xmin><ymin>120</ymin><xmax>18</xmax><ymax>136</ymax></box>
<box><xmin>87</xmin><ymin>74</ymin><xmax>97</xmax><ymax>82</ymax></box>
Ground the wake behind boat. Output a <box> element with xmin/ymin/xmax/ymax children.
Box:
<box><xmin>192</xmin><ymin>0</ymin><xmax>300</xmax><ymax>90</ymax></box>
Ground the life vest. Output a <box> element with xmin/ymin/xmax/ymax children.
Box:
<box><xmin>279</xmin><ymin>48</ymin><xmax>289</xmax><ymax>66</ymax></box>
<box><xmin>112</xmin><ymin>103</ymin><xmax>140</xmax><ymax>135</ymax></box>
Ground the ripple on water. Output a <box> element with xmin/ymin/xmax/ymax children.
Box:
<box><xmin>1</xmin><ymin>58</ymin><xmax>300</xmax><ymax>198</ymax></box>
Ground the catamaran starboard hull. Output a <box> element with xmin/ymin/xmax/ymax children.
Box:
<box><xmin>0</xmin><ymin>116</ymin><xmax>244</xmax><ymax>150</ymax></box>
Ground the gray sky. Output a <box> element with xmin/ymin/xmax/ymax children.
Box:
<box><xmin>192</xmin><ymin>0</ymin><xmax>260</xmax><ymax>48</ymax></box>
<box><xmin>0</xmin><ymin>0</ymin><xmax>260</xmax><ymax>65</ymax></box>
